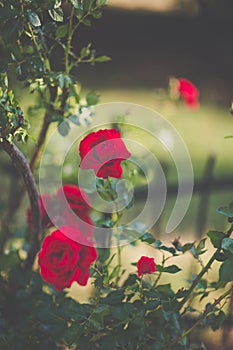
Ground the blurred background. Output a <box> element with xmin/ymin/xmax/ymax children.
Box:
<box><xmin>73</xmin><ymin>0</ymin><xmax>233</xmax><ymax>236</ymax></box>
<box><xmin>1</xmin><ymin>1</ymin><xmax>233</xmax><ymax>348</ymax></box>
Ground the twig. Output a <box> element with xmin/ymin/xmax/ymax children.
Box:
<box><xmin>169</xmin><ymin>286</ymin><xmax>233</xmax><ymax>347</ymax></box>
<box><xmin>1</xmin><ymin>140</ymin><xmax>41</xmax><ymax>269</ymax></box>
<box><xmin>177</xmin><ymin>224</ymin><xmax>233</xmax><ymax>312</ymax></box>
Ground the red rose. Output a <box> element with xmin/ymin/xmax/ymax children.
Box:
<box><xmin>79</xmin><ymin>128</ymin><xmax>131</xmax><ymax>179</ymax></box>
<box><xmin>56</xmin><ymin>184</ymin><xmax>91</xmax><ymax>219</ymax></box>
<box><xmin>177</xmin><ymin>78</ymin><xmax>199</xmax><ymax>108</ymax></box>
<box><xmin>55</xmin><ymin>185</ymin><xmax>94</xmax><ymax>238</ymax></box>
<box><xmin>38</xmin><ymin>227</ymin><xmax>97</xmax><ymax>291</ymax></box>
<box><xmin>27</xmin><ymin>193</ymin><xmax>52</xmax><ymax>230</ymax></box>
<box><xmin>137</xmin><ymin>256</ymin><xmax>156</xmax><ymax>277</ymax></box>
<box><xmin>177</xmin><ymin>78</ymin><xmax>199</xmax><ymax>109</ymax></box>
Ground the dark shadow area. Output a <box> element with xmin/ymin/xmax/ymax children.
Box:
<box><xmin>74</xmin><ymin>8</ymin><xmax>233</xmax><ymax>105</ymax></box>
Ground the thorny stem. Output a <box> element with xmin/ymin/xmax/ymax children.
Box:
<box><xmin>177</xmin><ymin>224</ymin><xmax>233</xmax><ymax>312</ymax></box>
<box><xmin>169</xmin><ymin>286</ymin><xmax>233</xmax><ymax>347</ymax></box>
<box><xmin>1</xmin><ymin>140</ymin><xmax>41</xmax><ymax>269</ymax></box>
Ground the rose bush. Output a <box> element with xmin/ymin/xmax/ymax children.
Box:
<box><xmin>0</xmin><ymin>1</ymin><xmax>233</xmax><ymax>349</ymax></box>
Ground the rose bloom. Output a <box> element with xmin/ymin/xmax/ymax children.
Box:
<box><xmin>56</xmin><ymin>184</ymin><xmax>91</xmax><ymax>220</ymax></box>
<box><xmin>177</xmin><ymin>78</ymin><xmax>199</xmax><ymax>109</ymax></box>
<box><xmin>79</xmin><ymin>128</ymin><xmax>131</xmax><ymax>179</ymax></box>
<box><xmin>137</xmin><ymin>256</ymin><xmax>156</xmax><ymax>277</ymax></box>
<box><xmin>38</xmin><ymin>227</ymin><xmax>97</xmax><ymax>291</ymax></box>
<box><xmin>27</xmin><ymin>185</ymin><xmax>93</xmax><ymax>234</ymax></box>
<box><xmin>27</xmin><ymin>193</ymin><xmax>52</xmax><ymax>230</ymax></box>
<box><xmin>55</xmin><ymin>184</ymin><xmax>94</xmax><ymax>237</ymax></box>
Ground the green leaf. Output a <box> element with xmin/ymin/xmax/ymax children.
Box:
<box><xmin>156</xmin><ymin>264</ymin><xmax>181</xmax><ymax>274</ymax></box>
<box><xmin>64</xmin><ymin>323</ymin><xmax>83</xmax><ymax>347</ymax></box>
<box><xmin>95</xmin><ymin>55</ymin><xmax>111</xmax><ymax>63</ymax></box>
<box><xmin>97</xmin><ymin>248</ymin><xmax>110</xmax><ymax>262</ymax></box>
<box><xmin>87</xmin><ymin>315</ymin><xmax>104</xmax><ymax>330</ymax></box>
<box><xmin>140</xmin><ymin>233</ymin><xmax>155</xmax><ymax>244</ymax></box>
<box><xmin>222</xmin><ymin>237</ymin><xmax>233</xmax><ymax>254</ymax></box>
<box><xmin>196</xmin><ymin>238</ymin><xmax>206</xmax><ymax>252</ymax></box>
<box><xmin>181</xmin><ymin>242</ymin><xmax>195</xmax><ymax>253</ymax></box>
<box><xmin>83</xmin><ymin>0</ymin><xmax>95</xmax><ymax>11</ymax></box>
<box><xmin>103</xmin><ymin>290</ymin><xmax>125</xmax><ymax>305</ymax></box>
<box><xmin>207</xmin><ymin>230</ymin><xmax>226</xmax><ymax>249</ymax></box>
<box><xmin>82</xmin><ymin>18</ymin><xmax>92</xmax><ymax>26</ymax></box>
<box><xmin>27</xmin><ymin>10</ymin><xmax>41</xmax><ymax>27</ymax></box>
<box><xmin>86</xmin><ymin>91</ymin><xmax>99</xmax><ymax>106</ymax></box>
<box><xmin>68</xmin><ymin>114</ymin><xmax>80</xmax><ymax>125</ymax></box>
<box><xmin>156</xmin><ymin>283</ymin><xmax>172</xmax><ymax>295</ymax></box>
<box><xmin>0</xmin><ymin>251</ymin><xmax>20</xmax><ymax>270</ymax></box>
<box><xmin>57</xmin><ymin>120</ymin><xmax>70</xmax><ymax>136</ymax></box>
<box><xmin>145</xmin><ymin>299</ymin><xmax>160</xmax><ymax>310</ymax></box>
<box><xmin>210</xmin><ymin>310</ymin><xmax>226</xmax><ymax>331</ymax></box>
<box><xmin>70</xmin><ymin>0</ymin><xmax>83</xmax><ymax>9</ymax></box>
<box><xmin>93</xmin><ymin>304</ymin><xmax>110</xmax><ymax>316</ymax></box>
<box><xmin>48</xmin><ymin>7</ymin><xmax>64</xmax><ymax>22</ymax></box>
<box><xmin>217</xmin><ymin>201</ymin><xmax>233</xmax><ymax>218</ymax></box>
<box><xmin>97</xmin><ymin>0</ymin><xmax>108</xmax><ymax>6</ymax></box>
<box><xmin>81</xmin><ymin>44</ymin><xmax>91</xmax><ymax>58</ymax></box>
<box><xmin>219</xmin><ymin>256</ymin><xmax>233</xmax><ymax>283</ymax></box>
<box><xmin>56</xmin><ymin>23</ymin><xmax>69</xmax><ymax>39</ymax></box>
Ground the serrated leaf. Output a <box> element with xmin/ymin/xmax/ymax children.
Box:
<box><xmin>57</xmin><ymin>120</ymin><xmax>70</xmax><ymax>136</ymax></box>
<box><xmin>56</xmin><ymin>23</ymin><xmax>69</xmax><ymax>39</ymax></box>
<box><xmin>48</xmin><ymin>7</ymin><xmax>64</xmax><ymax>22</ymax></box>
<box><xmin>207</xmin><ymin>230</ymin><xmax>226</xmax><ymax>249</ymax></box>
<box><xmin>222</xmin><ymin>237</ymin><xmax>233</xmax><ymax>254</ymax></box>
<box><xmin>156</xmin><ymin>264</ymin><xmax>181</xmax><ymax>274</ymax></box>
<box><xmin>95</xmin><ymin>55</ymin><xmax>111</xmax><ymax>63</ymax></box>
<box><xmin>27</xmin><ymin>10</ymin><xmax>41</xmax><ymax>27</ymax></box>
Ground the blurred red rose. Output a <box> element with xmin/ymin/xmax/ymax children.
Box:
<box><xmin>177</xmin><ymin>78</ymin><xmax>199</xmax><ymax>109</ymax></box>
<box><xmin>27</xmin><ymin>193</ymin><xmax>52</xmax><ymax>230</ymax></box>
<box><xmin>56</xmin><ymin>184</ymin><xmax>91</xmax><ymax>219</ymax></box>
<box><xmin>79</xmin><ymin>128</ymin><xmax>131</xmax><ymax>179</ymax></box>
<box><xmin>38</xmin><ymin>227</ymin><xmax>97</xmax><ymax>291</ymax></box>
<box><xmin>55</xmin><ymin>184</ymin><xmax>94</xmax><ymax>238</ymax></box>
<box><xmin>137</xmin><ymin>256</ymin><xmax>156</xmax><ymax>277</ymax></box>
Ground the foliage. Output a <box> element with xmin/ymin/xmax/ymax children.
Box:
<box><xmin>0</xmin><ymin>1</ymin><xmax>233</xmax><ymax>350</ymax></box>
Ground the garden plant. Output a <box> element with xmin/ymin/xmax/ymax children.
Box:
<box><xmin>0</xmin><ymin>1</ymin><xmax>233</xmax><ymax>349</ymax></box>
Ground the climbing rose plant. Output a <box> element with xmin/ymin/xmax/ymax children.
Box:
<box><xmin>0</xmin><ymin>1</ymin><xmax>232</xmax><ymax>349</ymax></box>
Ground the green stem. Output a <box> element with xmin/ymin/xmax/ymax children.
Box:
<box><xmin>65</xmin><ymin>6</ymin><xmax>75</xmax><ymax>75</ymax></box>
<box><xmin>151</xmin><ymin>253</ymin><xmax>165</xmax><ymax>289</ymax></box>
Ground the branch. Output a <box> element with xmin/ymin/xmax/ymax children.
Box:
<box><xmin>170</xmin><ymin>286</ymin><xmax>233</xmax><ymax>347</ymax></box>
<box><xmin>177</xmin><ymin>224</ymin><xmax>233</xmax><ymax>312</ymax></box>
<box><xmin>1</xmin><ymin>140</ymin><xmax>41</xmax><ymax>269</ymax></box>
